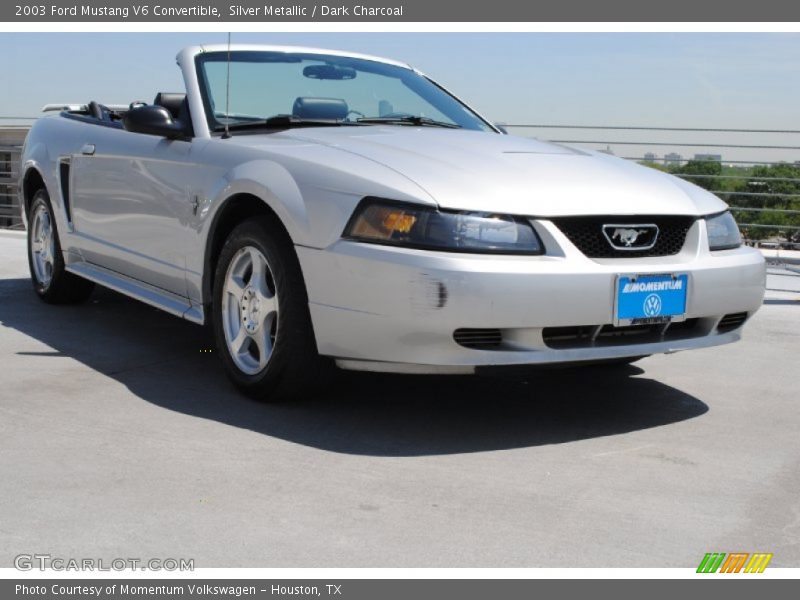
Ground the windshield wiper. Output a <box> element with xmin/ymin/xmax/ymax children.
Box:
<box><xmin>356</xmin><ymin>116</ymin><xmax>461</xmax><ymax>129</ymax></box>
<box><xmin>214</xmin><ymin>114</ymin><xmax>363</xmax><ymax>133</ymax></box>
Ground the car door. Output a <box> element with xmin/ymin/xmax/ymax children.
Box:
<box><xmin>69</xmin><ymin>124</ymin><xmax>206</xmax><ymax>297</ymax></box>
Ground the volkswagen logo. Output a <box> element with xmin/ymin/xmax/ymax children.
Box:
<box><xmin>643</xmin><ymin>294</ymin><xmax>662</xmax><ymax>317</ymax></box>
<box><xmin>602</xmin><ymin>223</ymin><xmax>659</xmax><ymax>250</ymax></box>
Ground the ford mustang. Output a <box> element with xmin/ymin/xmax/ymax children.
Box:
<box><xmin>19</xmin><ymin>44</ymin><xmax>766</xmax><ymax>400</ymax></box>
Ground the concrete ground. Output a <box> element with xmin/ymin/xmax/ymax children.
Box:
<box><xmin>0</xmin><ymin>230</ymin><xmax>798</xmax><ymax>568</ymax></box>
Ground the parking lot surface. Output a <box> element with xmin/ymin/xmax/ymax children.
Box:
<box><xmin>1</xmin><ymin>231</ymin><xmax>798</xmax><ymax>568</ymax></box>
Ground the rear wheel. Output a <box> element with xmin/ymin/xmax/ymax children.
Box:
<box><xmin>27</xmin><ymin>189</ymin><xmax>94</xmax><ymax>304</ymax></box>
<box><xmin>211</xmin><ymin>215</ymin><xmax>329</xmax><ymax>401</ymax></box>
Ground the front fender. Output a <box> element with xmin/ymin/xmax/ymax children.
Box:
<box><xmin>191</xmin><ymin>159</ymin><xmax>312</xmax><ymax>306</ymax></box>
<box><xmin>202</xmin><ymin>160</ymin><xmax>311</xmax><ymax>246</ymax></box>
<box><xmin>191</xmin><ymin>147</ymin><xmax>436</xmax><ymax>306</ymax></box>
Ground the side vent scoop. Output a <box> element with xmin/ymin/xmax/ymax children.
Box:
<box><xmin>453</xmin><ymin>328</ymin><xmax>503</xmax><ymax>349</ymax></box>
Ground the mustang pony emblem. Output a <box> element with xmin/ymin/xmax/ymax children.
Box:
<box><xmin>602</xmin><ymin>224</ymin><xmax>659</xmax><ymax>250</ymax></box>
<box><xmin>613</xmin><ymin>228</ymin><xmax>649</xmax><ymax>247</ymax></box>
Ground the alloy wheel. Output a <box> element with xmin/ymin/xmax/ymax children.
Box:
<box><xmin>221</xmin><ymin>246</ymin><xmax>279</xmax><ymax>375</ymax></box>
<box><xmin>30</xmin><ymin>203</ymin><xmax>55</xmax><ymax>288</ymax></box>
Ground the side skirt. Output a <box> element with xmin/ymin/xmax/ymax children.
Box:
<box><xmin>66</xmin><ymin>262</ymin><xmax>205</xmax><ymax>325</ymax></box>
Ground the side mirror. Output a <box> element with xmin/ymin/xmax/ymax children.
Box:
<box><xmin>494</xmin><ymin>122</ymin><xmax>509</xmax><ymax>135</ymax></box>
<box><xmin>123</xmin><ymin>105</ymin><xmax>185</xmax><ymax>139</ymax></box>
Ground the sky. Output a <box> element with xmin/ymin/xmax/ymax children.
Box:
<box><xmin>1</xmin><ymin>32</ymin><xmax>799</xmax><ymax>163</ymax></box>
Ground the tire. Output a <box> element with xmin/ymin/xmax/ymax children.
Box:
<box><xmin>27</xmin><ymin>188</ymin><xmax>95</xmax><ymax>304</ymax></box>
<box><xmin>211</xmin><ymin>215</ymin><xmax>329</xmax><ymax>401</ymax></box>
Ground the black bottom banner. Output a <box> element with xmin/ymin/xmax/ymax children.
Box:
<box><xmin>3</xmin><ymin>579</ymin><xmax>794</xmax><ymax>600</ymax></box>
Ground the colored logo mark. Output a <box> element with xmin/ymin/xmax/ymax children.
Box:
<box><xmin>643</xmin><ymin>293</ymin><xmax>662</xmax><ymax>316</ymax></box>
<box><xmin>696</xmin><ymin>552</ymin><xmax>773</xmax><ymax>573</ymax></box>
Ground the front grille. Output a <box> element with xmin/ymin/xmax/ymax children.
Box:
<box><xmin>717</xmin><ymin>312</ymin><xmax>748</xmax><ymax>333</ymax></box>
<box><xmin>453</xmin><ymin>328</ymin><xmax>502</xmax><ymax>349</ymax></box>
<box><xmin>542</xmin><ymin>319</ymin><xmax>701</xmax><ymax>349</ymax></box>
<box><xmin>551</xmin><ymin>215</ymin><xmax>696</xmax><ymax>258</ymax></box>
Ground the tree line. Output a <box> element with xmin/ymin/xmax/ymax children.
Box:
<box><xmin>642</xmin><ymin>159</ymin><xmax>800</xmax><ymax>242</ymax></box>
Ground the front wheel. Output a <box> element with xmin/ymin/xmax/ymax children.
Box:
<box><xmin>211</xmin><ymin>216</ymin><xmax>329</xmax><ymax>401</ymax></box>
<box><xmin>27</xmin><ymin>189</ymin><xmax>94</xmax><ymax>304</ymax></box>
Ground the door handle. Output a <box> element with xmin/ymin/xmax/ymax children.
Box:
<box><xmin>80</xmin><ymin>144</ymin><xmax>96</xmax><ymax>156</ymax></box>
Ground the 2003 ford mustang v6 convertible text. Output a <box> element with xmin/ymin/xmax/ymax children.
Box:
<box><xmin>19</xmin><ymin>44</ymin><xmax>766</xmax><ymax>400</ymax></box>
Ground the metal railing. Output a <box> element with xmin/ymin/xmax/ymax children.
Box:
<box><xmin>0</xmin><ymin>116</ymin><xmax>31</xmax><ymax>230</ymax></box>
<box><xmin>0</xmin><ymin>143</ymin><xmax>22</xmax><ymax>230</ymax></box>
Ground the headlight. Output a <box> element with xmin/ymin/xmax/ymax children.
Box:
<box><xmin>343</xmin><ymin>199</ymin><xmax>544</xmax><ymax>254</ymax></box>
<box><xmin>706</xmin><ymin>211</ymin><xmax>742</xmax><ymax>251</ymax></box>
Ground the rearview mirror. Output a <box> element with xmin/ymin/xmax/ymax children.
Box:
<box><xmin>123</xmin><ymin>105</ymin><xmax>185</xmax><ymax>139</ymax></box>
<box><xmin>303</xmin><ymin>64</ymin><xmax>357</xmax><ymax>81</ymax></box>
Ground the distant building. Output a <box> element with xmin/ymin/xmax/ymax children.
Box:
<box><xmin>664</xmin><ymin>153</ymin><xmax>682</xmax><ymax>166</ymax></box>
<box><xmin>694</xmin><ymin>153</ymin><xmax>722</xmax><ymax>162</ymax></box>
<box><xmin>644</xmin><ymin>152</ymin><xmax>658</xmax><ymax>162</ymax></box>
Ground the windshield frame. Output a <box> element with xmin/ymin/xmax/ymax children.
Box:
<box><xmin>194</xmin><ymin>50</ymin><xmax>498</xmax><ymax>135</ymax></box>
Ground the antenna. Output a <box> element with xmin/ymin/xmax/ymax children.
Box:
<box><xmin>222</xmin><ymin>32</ymin><xmax>232</xmax><ymax>139</ymax></box>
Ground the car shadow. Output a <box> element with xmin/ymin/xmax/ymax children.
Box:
<box><xmin>0</xmin><ymin>277</ymin><xmax>708</xmax><ymax>457</ymax></box>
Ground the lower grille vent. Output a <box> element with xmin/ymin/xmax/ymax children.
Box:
<box><xmin>717</xmin><ymin>312</ymin><xmax>748</xmax><ymax>333</ymax></box>
<box><xmin>542</xmin><ymin>319</ymin><xmax>701</xmax><ymax>349</ymax></box>
<box><xmin>453</xmin><ymin>328</ymin><xmax>502</xmax><ymax>349</ymax></box>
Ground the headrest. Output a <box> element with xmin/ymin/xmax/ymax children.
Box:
<box><xmin>292</xmin><ymin>97</ymin><xmax>348</xmax><ymax>120</ymax></box>
<box><xmin>153</xmin><ymin>93</ymin><xmax>186</xmax><ymax>119</ymax></box>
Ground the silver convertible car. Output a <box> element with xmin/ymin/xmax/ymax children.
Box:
<box><xmin>19</xmin><ymin>44</ymin><xmax>766</xmax><ymax>400</ymax></box>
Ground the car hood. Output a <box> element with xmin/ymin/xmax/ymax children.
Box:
<box><xmin>233</xmin><ymin>127</ymin><xmax>726</xmax><ymax>217</ymax></box>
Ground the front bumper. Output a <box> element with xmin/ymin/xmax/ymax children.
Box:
<box><xmin>296</xmin><ymin>219</ymin><xmax>766</xmax><ymax>373</ymax></box>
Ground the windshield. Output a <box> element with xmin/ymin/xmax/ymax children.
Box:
<box><xmin>195</xmin><ymin>51</ymin><xmax>493</xmax><ymax>132</ymax></box>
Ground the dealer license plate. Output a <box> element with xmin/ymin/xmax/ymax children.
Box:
<box><xmin>615</xmin><ymin>273</ymin><xmax>688</xmax><ymax>326</ymax></box>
